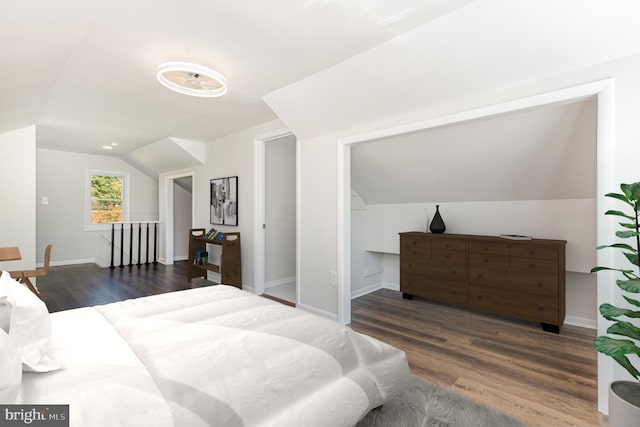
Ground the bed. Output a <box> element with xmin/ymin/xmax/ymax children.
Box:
<box><xmin>0</xmin><ymin>272</ymin><xmax>412</xmax><ymax>426</ymax></box>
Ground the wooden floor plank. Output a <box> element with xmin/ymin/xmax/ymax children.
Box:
<box><xmin>350</xmin><ymin>288</ymin><xmax>606</xmax><ymax>427</ymax></box>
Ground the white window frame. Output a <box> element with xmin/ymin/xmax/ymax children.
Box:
<box><xmin>85</xmin><ymin>170</ymin><xmax>130</xmax><ymax>231</ymax></box>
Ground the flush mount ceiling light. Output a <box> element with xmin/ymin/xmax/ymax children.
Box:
<box><xmin>102</xmin><ymin>142</ymin><xmax>119</xmax><ymax>151</ymax></box>
<box><xmin>157</xmin><ymin>62</ymin><xmax>227</xmax><ymax>98</ymax></box>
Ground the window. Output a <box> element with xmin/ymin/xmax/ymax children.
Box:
<box><xmin>86</xmin><ymin>171</ymin><xmax>129</xmax><ymax>230</ymax></box>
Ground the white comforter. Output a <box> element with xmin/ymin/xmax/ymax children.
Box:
<box><xmin>20</xmin><ymin>285</ymin><xmax>412</xmax><ymax>427</ymax></box>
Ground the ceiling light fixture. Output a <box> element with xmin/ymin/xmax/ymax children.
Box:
<box><xmin>157</xmin><ymin>62</ymin><xmax>227</xmax><ymax>98</ymax></box>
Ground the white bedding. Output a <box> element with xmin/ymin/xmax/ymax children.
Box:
<box><xmin>19</xmin><ymin>285</ymin><xmax>412</xmax><ymax>427</ymax></box>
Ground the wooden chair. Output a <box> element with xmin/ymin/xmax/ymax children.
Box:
<box><xmin>10</xmin><ymin>244</ymin><xmax>52</xmax><ymax>300</ymax></box>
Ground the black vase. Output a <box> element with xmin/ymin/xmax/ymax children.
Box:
<box><xmin>429</xmin><ymin>205</ymin><xmax>446</xmax><ymax>233</ymax></box>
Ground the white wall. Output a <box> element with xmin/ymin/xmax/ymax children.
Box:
<box><xmin>298</xmin><ymin>136</ymin><xmax>339</xmax><ymax>312</ymax></box>
<box><xmin>37</xmin><ymin>148</ymin><xmax>159</xmax><ymax>266</ymax></box>
<box><xmin>173</xmin><ymin>181</ymin><xmax>192</xmax><ymax>260</ymax></box>
<box><xmin>265</xmin><ymin>136</ymin><xmax>296</xmax><ymax>285</ymax></box>
<box><xmin>0</xmin><ymin>126</ymin><xmax>36</xmax><ymax>271</ymax></box>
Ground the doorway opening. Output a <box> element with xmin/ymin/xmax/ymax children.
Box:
<box><xmin>253</xmin><ymin>129</ymin><xmax>299</xmax><ymax>306</ymax></box>
<box><xmin>172</xmin><ymin>176</ymin><xmax>193</xmax><ymax>261</ymax></box>
<box><xmin>161</xmin><ymin>171</ymin><xmax>195</xmax><ymax>265</ymax></box>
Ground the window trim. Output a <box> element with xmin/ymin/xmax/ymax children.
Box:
<box><xmin>85</xmin><ymin>170</ymin><xmax>130</xmax><ymax>231</ymax></box>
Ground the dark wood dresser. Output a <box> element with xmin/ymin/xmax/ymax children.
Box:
<box><xmin>399</xmin><ymin>232</ymin><xmax>566</xmax><ymax>332</ymax></box>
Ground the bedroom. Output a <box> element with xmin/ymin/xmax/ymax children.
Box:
<box><xmin>1</xmin><ymin>0</ymin><xmax>640</xmax><ymax>425</ymax></box>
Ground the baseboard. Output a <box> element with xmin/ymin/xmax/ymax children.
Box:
<box><xmin>564</xmin><ymin>316</ymin><xmax>597</xmax><ymax>330</ymax></box>
<box><xmin>265</xmin><ymin>276</ymin><xmax>296</xmax><ymax>289</ymax></box>
<box><xmin>174</xmin><ymin>255</ymin><xmax>188</xmax><ymax>262</ymax></box>
<box><xmin>298</xmin><ymin>303</ymin><xmax>338</xmax><ymax>321</ymax></box>
<box><xmin>48</xmin><ymin>258</ymin><xmax>95</xmax><ymax>268</ymax></box>
<box><xmin>351</xmin><ymin>282</ymin><xmax>384</xmax><ymax>299</ymax></box>
<box><xmin>351</xmin><ymin>281</ymin><xmax>399</xmax><ymax>299</ymax></box>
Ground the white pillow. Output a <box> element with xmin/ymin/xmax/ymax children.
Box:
<box><xmin>0</xmin><ymin>328</ymin><xmax>22</xmax><ymax>402</ymax></box>
<box><xmin>0</xmin><ymin>271</ymin><xmax>59</xmax><ymax>372</ymax></box>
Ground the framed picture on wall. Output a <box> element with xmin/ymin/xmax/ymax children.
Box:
<box><xmin>210</xmin><ymin>176</ymin><xmax>238</xmax><ymax>225</ymax></box>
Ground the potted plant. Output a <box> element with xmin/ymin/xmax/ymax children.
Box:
<box><xmin>592</xmin><ymin>182</ymin><xmax>640</xmax><ymax>427</ymax></box>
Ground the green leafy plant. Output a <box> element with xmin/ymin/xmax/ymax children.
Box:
<box><xmin>592</xmin><ymin>182</ymin><xmax>640</xmax><ymax>380</ymax></box>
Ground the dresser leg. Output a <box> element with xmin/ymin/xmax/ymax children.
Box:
<box><xmin>541</xmin><ymin>323</ymin><xmax>560</xmax><ymax>334</ymax></box>
<box><xmin>402</xmin><ymin>293</ymin><xmax>413</xmax><ymax>300</ymax></box>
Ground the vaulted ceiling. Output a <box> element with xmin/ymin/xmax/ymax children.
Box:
<box><xmin>0</xmin><ymin>0</ymin><xmax>474</xmax><ymax>156</ymax></box>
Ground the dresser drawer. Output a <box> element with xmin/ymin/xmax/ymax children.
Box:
<box><xmin>431</xmin><ymin>249</ymin><xmax>466</xmax><ymax>263</ymax></box>
<box><xmin>508</xmin><ymin>269</ymin><xmax>559</xmax><ymax>296</ymax></box>
<box><xmin>468</xmin><ymin>252</ymin><xmax>508</xmax><ymax>267</ymax></box>
<box><xmin>510</xmin><ymin>245</ymin><xmax>558</xmax><ymax>261</ymax></box>
<box><xmin>400</xmin><ymin>235</ymin><xmax>431</xmax><ymax>256</ymax></box>
<box><xmin>431</xmin><ymin>238</ymin><xmax>466</xmax><ymax>252</ymax></box>
<box><xmin>469</xmin><ymin>241</ymin><xmax>509</xmax><ymax>255</ymax></box>
<box><xmin>510</xmin><ymin>256</ymin><xmax>558</xmax><ymax>273</ymax></box>
<box><xmin>469</xmin><ymin>265</ymin><xmax>509</xmax><ymax>286</ymax></box>
<box><xmin>470</xmin><ymin>265</ymin><xmax>558</xmax><ymax>297</ymax></box>
<box><xmin>402</xmin><ymin>258</ymin><xmax>465</xmax><ymax>280</ymax></box>
<box><xmin>425</xmin><ymin>261</ymin><xmax>466</xmax><ymax>282</ymax></box>
<box><xmin>400</xmin><ymin>256</ymin><xmax>433</xmax><ymax>276</ymax></box>
<box><xmin>401</xmin><ymin>273</ymin><xmax>466</xmax><ymax>305</ymax></box>
<box><xmin>468</xmin><ymin>284</ymin><xmax>559</xmax><ymax>324</ymax></box>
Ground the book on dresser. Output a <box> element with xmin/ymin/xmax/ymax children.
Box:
<box><xmin>399</xmin><ymin>232</ymin><xmax>566</xmax><ymax>333</ymax></box>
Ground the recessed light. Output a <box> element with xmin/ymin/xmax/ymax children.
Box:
<box><xmin>157</xmin><ymin>62</ymin><xmax>227</xmax><ymax>98</ymax></box>
<box><xmin>102</xmin><ymin>145</ymin><xmax>113</xmax><ymax>150</ymax></box>
<box><xmin>110</xmin><ymin>142</ymin><xmax>119</xmax><ymax>147</ymax></box>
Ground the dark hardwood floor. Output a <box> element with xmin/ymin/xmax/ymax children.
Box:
<box><xmin>350</xmin><ymin>289</ymin><xmax>606</xmax><ymax>427</ymax></box>
<box><xmin>35</xmin><ymin>262</ymin><xmax>604</xmax><ymax>426</ymax></box>
<box><xmin>37</xmin><ymin>261</ymin><xmax>214</xmax><ymax>312</ymax></box>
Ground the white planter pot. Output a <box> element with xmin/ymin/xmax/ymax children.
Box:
<box><xmin>609</xmin><ymin>381</ymin><xmax>640</xmax><ymax>427</ymax></box>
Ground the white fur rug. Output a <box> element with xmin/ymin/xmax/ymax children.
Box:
<box><xmin>357</xmin><ymin>377</ymin><xmax>525</xmax><ymax>427</ymax></box>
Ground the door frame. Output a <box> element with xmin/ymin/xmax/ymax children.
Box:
<box><xmin>160</xmin><ymin>170</ymin><xmax>195</xmax><ymax>265</ymax></box>
<box><xmin>253</xmin><ymin>128</ymin><xmax>300</xmax><ymax>305</ymax></box>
